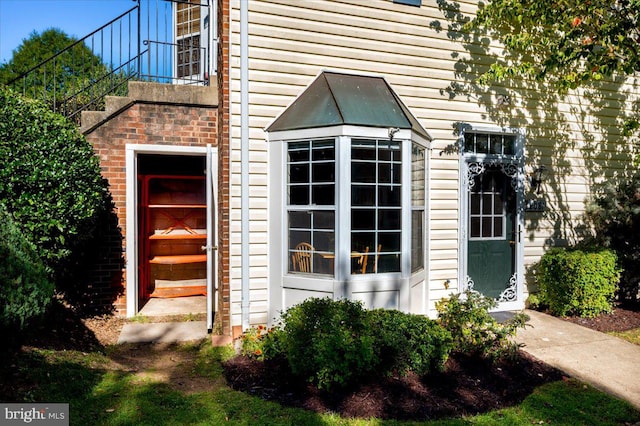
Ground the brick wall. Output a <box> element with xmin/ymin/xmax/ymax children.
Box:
<box><xmin>217</xmin><ymin>0</ymin><xmax>232</xmax><ymax>336</ymax></box>
<box><xmin>85</xmin><ymin>97</ymin><xmax>218</xmax><ymax>316</ymax></box>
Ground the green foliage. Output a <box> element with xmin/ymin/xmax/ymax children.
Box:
<box><xmin>0</xmin><ymin>204</ymin><xmax>53</xmax><ymax>330</ymax></box>
<box><xmin>239</xmin><ymin>325</ymin><xmax>286</xmax><ymax>361</ymax></box>
<box><xmin>586</xmin><ymin>171</ymin><xmax>640</xmax><ymax>305</ymax></box>
<box><xmin>537</xmin><ymin>248</ymin><xmax>620</xmax><ymax>317</ymax></box>
<box><xmin>0</xmin><ymin>85</ymin><xmax>108</xmax><ymax>285</ymax></box>
<box><xmin>0</xmin><ymin>28</ymin><xmax>132</xmax><ymax>121</ymax></box>
<box><xmin>279</xmin><ymin>298</ymin><xmax>376</xmax><ymax>390</ymax></box>
<box><xmin>471</xmin><ymin>0</ymin><xmax>640</xmax><ymax>90</ymax></box>
<box><xmin>245</xmin><ymin>299</ymin><xmax>454</xmax><ymax>390</ymax></box>
<box><xmin>368</xmin><ymin>308</ymin><xmax>453</xmax><ymax>376</ymax></box>
<box><xmin>436</xmin><ymin>291</ymin><xmax>528</xmax><ymax>360</ymax></box>
<box><xmin>0</xmin><ymin>28</ymin><xmax>102</xmax><ymax>84</ymax></box>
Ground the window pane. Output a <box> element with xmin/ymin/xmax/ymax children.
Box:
<box><xmin>352</xmin><ymin>209</ymin><xmax>375</xmax><ymax>230</ymax></box>
<box><xmin>289</xmin><ymin>211</ymin><xmax>310</xmax><ymax>228</ymax></box>
<box><xmin>352</xmin><ymin>141</ymin><xmax>376</xmax><ymax>160</ymax></box>
<box><xmin>312</xmin><ymin>145</ymin><xmax>334</xmax><ymax>161</ymax></box>
<box><xmin>313</xmin><ymin>211</ymin><xmax>334</xmax><ymax>229</ymax></box>
<box><xmin>352</xmin><ymin>185</ymin><xmax>375</xmax><ymax>206</ymax></box>
<box><xmin>352</xmin><ymin>162</ymin><xmax>376</xmax><ymax>183</ymax></box>
<box><xmin>379</xmin><ymin>209</ymin><xmax>401</xmax><ymax>230</ymax></box>
<box><xmin>412</xmin><ymin>211</ymin><xmax>424</xmax><ymax>272</ymax></box>
<box><xmin>476</xmin><ymin>134</ymin><xmax>489</xmax><ymax>153</ymax></box>
<box><xmin>379</xmin><ymin>232</ymin><xmax>401</xmax><ymax>251</ymax></box>
<box><xmin>470</xmin><ymin>217</ymin><xmax>481</xmax><ymax>238</ymax></box>
<box><xmin>482</xmin><ymin>194</ymin><xmax>493</xmax><ymax>214</ymax></box>
<box><xmin>377</xmin><ymin>254</ymin><xmax>400</xmax><ymax>273</ymax></box>
<box><xmin>464</xmin><ymin>133</ymin><xmax>474</xmax><ymax>153</ymax></box>
<box><xmin>312</xmin><ymin>185</ymin><xmax>334</xmax><ymax>205</ymax></box>
<box><xmin>490</xmin><ymin>134</ymin><xmax>503</xmax><ymax>155</ymax></box>
<box><xmin>470</xmin><ymin>193</ymin><xmax>481</xmax><ymax>214</ymax></box>
<box><xmin>288</xmin><ymin>142</ymin><xmax>309</xmax><ymax>162</ymax></box>
<box><xmin>312</xmin><ymin>162</ymin><xmax>334</xmax><ymax>183</ymax></box>
<box><xmin>494</xmin><ymin>218</ymin><xmax>504</xmax><ymax>238</ymax></box>
<box><xmin>503</xmin><ymin>135</ymin><xmax>515</xmax><ymax>155</ymax></box>
<box><xmin>379</xmin><ymin>186</ymin><xmax>401</xmax><ymax>206</ymax></box>
<box><xmin>289</xmin><ymin>230</ymin><xmax>311</xmax><ymax>249</ymax></box>
<box><xmin>313</xmin><ymin>230</ymin><xmax>334</xmax><ymax>252</ymax></box>
<box><xmin>482</xmin><ymin>218</ymin><xmax>492</xmax><ymax>238</ymax></box>
<box><xmin>289</xmin><ymin>186</ymin><xmax>309</xmax><ymax>205</ymax></box>
<box><xmin>289</xmin><ymin>163</ymin><xmax>309</xmax><ymax>184</ymax></box>
<box><xmin>351</xmin><ymin>232</ymin><xmax>375</xmax><ymax>252</ymax></box>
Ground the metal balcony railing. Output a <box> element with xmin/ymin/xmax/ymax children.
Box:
<box><xmin>5</xmin><ymin>0</ymin><xmax>214</xmax><ymax>123</ymax></box>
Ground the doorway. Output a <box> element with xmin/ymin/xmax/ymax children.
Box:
<box><xmin>126</xmin><ymin>145</ymin><xmax>218</xmax><ymax>332</ymax></box>
<box><xmin>138</xmin><ymin>154</ymin><xmax>207</xmax><ymax>310</ymax></box>
<box><xmin>459</xmin><ymin>129</ymin><xmax>524</xmax><ymax>310</ymax></box>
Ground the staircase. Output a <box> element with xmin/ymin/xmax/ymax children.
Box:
<box><xmin>7</xmin><ymin>0</ymin><xmax>214</xmax><ymax>125</ymax></box>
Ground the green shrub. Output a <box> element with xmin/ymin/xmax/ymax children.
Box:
<box><xmin>586</xmin><ymin>172</ymin><xmax>640</xmax><ymax>305</ymax></box>
<box><xmin>538</xmin><ymin>247</ymin><xmax>620</xmax><ymax>317</ymax></box>
<box><xmin>279</xmin><ymin>298</ymin><xmax>376</xmax><ymax>390</ymax></box>
<box><xmin>0</xmin><ymin>204</ymin><xmax>53</xmax><ymax>330</ymax></box>
<box><xmin>436</xmin><ymin>291</ymin><xmax>528</xmax><ymax>360</ymax></box>
<box><xmin>239</xmin><ymin>325</ymin><xmax>285</xmax><ymax>361</ymax></box>
<box><xmin>0</xmin><ymin>86</ymin><xmax>107</xmax><ymax>285</ymax></box>
<box><xmin>368</xmin><ymin>309</ymin><xmax>452</xmax><ymax>376</ymax></box>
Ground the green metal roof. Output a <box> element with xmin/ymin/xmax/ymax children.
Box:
<box><xmin>266</xmin><ymin>71</ymin><xmax>431</xmax><ymax>140</ymax></box>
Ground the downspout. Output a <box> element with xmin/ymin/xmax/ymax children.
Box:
<box><xmin>240</xmin><ymin>0</ymin><xmax>250</xmax><ymax>331</ymax></box>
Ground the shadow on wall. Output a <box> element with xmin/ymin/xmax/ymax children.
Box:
<box><xmin>57</xmin><ymin>190</ymin><xmax>124</xmax><ymax>316</ymax></box>
<box><xmin>430</xmin><ymin>0</ymin><xmax>640</xmax><ymax>249</ymax></box>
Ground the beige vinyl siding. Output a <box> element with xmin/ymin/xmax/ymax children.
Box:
<box><xmin>229</xmin><ymin>0</ymin><xmax>639</xmax><ymax>320</ymax></box>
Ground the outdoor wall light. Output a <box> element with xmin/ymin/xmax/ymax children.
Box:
<box><xmin>530</xmin><ymin>165</ymin><xmax>547</xmax><ymax>194</ymax></box>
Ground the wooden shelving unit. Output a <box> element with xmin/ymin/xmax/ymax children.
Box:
<box><xmin>140</xmin><ymin>175</ymin><xmax>207</xmax><ymax>299</ymax></box>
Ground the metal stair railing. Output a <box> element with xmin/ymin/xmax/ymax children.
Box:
<box><xmin>6</xmin><ymin>0</ymin><xmax>212</xmax><ymax>124</ymax></box>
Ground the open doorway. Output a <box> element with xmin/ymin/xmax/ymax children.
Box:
<box><xmin>137</xmin><ymin>154</ymin><xmax>208</xmax><ymax>314</ymax></box>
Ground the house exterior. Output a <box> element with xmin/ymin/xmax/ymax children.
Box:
<box><xmin>84</xmin><ymin>0</ymin><xmax>639</xmax><ymax>339</ymax></box>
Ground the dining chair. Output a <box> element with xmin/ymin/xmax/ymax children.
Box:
<box><xmin>292</xmin><ymin>242</ymin><xmax>314</xmax><ymax>272</ymax></box>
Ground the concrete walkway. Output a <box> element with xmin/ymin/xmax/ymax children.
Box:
<box><xmin>517</xmin><ymin>309</ymin><xmax>640</xmax><ymax>410</ymax></box>
<box><xmin>117</xmin><ymin>321</ymin><xmax>208</xmax><ymax>344</ymax></box>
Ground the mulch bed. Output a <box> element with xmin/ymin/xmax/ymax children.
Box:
<box><xmin>563</xmin><ymin>304</ymin><xmax>640</xmax><ymax>333</ymax></box>
<box><xmin>223</xmin><ymin>352</ymin><xmax>563</xmax><ymax>421</ymax></box>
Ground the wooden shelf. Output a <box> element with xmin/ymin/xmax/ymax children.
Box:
<box><xmin>148</xmin><ymin>204</ymin><xmax>206</xmax><ymax>209</ymax></box>
<box><xmin>149</xmin><ymin>233</ymin><xmax>207</xmax><ymax>240</ymax></box>
<box><xmin>149</xmin><ymin>254</ymin><xmax>207</xmax><ymax>265</ymax></box>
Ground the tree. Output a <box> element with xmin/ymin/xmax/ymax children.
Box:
<box><xmin>0</xmin><ymin>28</ymin><xmax>131</xmax><ymax>120</ymax></box>
<box><xmin>470</xmin><ymin>0</ymin><xmax>640</xmax><ymax>89</ymax></box>
<box><xmin>0</xmin><ymin>28</ymin><xmax>104</xmax><ymax>95</ymax></box>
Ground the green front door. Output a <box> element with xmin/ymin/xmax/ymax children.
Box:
<box><xmin>467</xmin><ymin>167</ymin><xmax>516</xmax><ymax>299</ymax></box>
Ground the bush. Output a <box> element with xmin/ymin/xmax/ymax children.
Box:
<box><xmin>368</xmin><ymin>308</ymin><xmax>452</xmax><ymax>376</ymax></box>
<box><xmin>279</xmin><ymin>298</ymin><xmax>376</xmax><ymax>390</ymax></box>
<box><xmin>586</xmin><ymin>172</ymin><xmax>640</xmax><ymax>305</ymax></box>
<box><xmin>0</xmin><ymin>86</ymin><xmax>107</xmax><ymax>284</ymax></box>
<box><xmin>239</xmin><ymin>325</ymin><xmax>285</xmax><ymax>361</ymax></box>
<box><xmin>537</xmin><ymin>247</ymin><xmax>620</xmax><ymax>317</ymax></box>
<box><xmin>0</xmin><ymin>204</ymin><xmax>53</xmax><ymax>330</ymax></box>
<box><xmin>436</xmin><ymin>291</ymin><xmax>528</xmax><ymax>360</ymax></box>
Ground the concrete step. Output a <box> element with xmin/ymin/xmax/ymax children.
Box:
<box><xmin>104</xmin><ymin>95</ymin><xmax>133</xmax><ymax>115</ymax></box>
<box><xmin>80</xmin><ymin>110</ymin><xmax>108</xmax><ymax>133</ymax></box>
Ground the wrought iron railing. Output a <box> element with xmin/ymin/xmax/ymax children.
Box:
<box><xmin>6</xmin><ymin>0</ymin><xmax>213</xmax><ymax>123</ymax></box>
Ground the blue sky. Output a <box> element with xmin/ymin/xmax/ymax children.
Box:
<box><xmin>0</xmin><ymin>0</ymin><xmax>133</xmax><ymax>64</ymax></box>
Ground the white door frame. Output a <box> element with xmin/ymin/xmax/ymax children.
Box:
<box><xmin>456</xmin><ymin>127</ymin><xmax>526</xmax><ymax>311</ymax></box>
<box><xmin>125</xmin><ymin>144</ymin><xmax>218</xmax><ymax>329</ymax></box>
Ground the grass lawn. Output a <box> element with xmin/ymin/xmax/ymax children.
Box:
<box><xmin>3</xmin><ymin>341</ymin><xmax>638</xmax><ymax>426</ymax></box>
<box><xmin>609</xmin><ymin>328</ymin><xmax>640</xmax><ymax>345</ymax></box>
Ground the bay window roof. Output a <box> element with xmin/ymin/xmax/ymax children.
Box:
<box><xmin>266</xmin><ymin>71</ymin><xmax>432</xmax><ymax>141</ymax></box>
